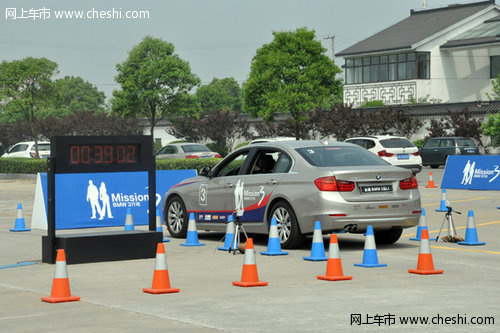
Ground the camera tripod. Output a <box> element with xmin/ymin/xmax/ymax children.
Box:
<box><xmin>228</xmin><ymin>215</ymin><xmax>248</xmax><ymax>255</ymax></box>
<box><xmin>436</xmin><ymin>206</ymin><xmax>464</xmax><ymax>243</ymax></box>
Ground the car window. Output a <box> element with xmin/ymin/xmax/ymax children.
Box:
<box><xmin>297</xmin><ymin>146</ymin><xmax>388</xmax><ymax>167</ymax></box>
<box><xmin>440</xmin><ymin>139</ymin><xmax>455</xmax><ymax>147</ymax></box>
<box><xmin>250</xmin><ymin>151</ymin><xmax>279</xmax><ymax>174</ymax></box>
<box><xmin>9</xmin><ymin>144</ymin><xmax>29</xmax><ymax>153</ymax></box>
<box><xmin>181</xmin><ymin>144</ymin><xmax>210</xmax><ymax>153</ymax></box>
<box><xmin>423</xmin><ymin>139</ymin><xmax>439</xmax><ymax>148</ymax></box>
<box><xmin>379</xmin><ymin>138</ymin><xmax>415</xmax><ymax>148</ymax></box>
<box><xmin>457</xmin><ymin>138</ymin><xmax>475</xmax><ymax>147</ymax></box>
<box><xmin>364</xmin><ymin>140</ymin><xmax>376</xmax><ymax>149</ymax></box>
<box><xmin>274</xmin><ymin>153</ymin><xmax>292</xmax><ymax>173</ymax></box>
<box><xmin>214</xmin><ymin>151</ymin><xmax>249</xmax><ymax>177</ymax></box>
<box><xmin>158</xmin><ymin>146</ymin><xmax>177</xmax><ymax>154</ymax></box>
<box><xmin>31</xmin><ymin>143</ymin><xmax>50</xmax><ymax>151</ymax></box>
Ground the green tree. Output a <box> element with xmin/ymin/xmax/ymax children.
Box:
<box><xmin>0</xmin><ymin>57</ymin><xmax>58</xmax><ymax>156</ymax></box>
<box><xmin>487</xmin><ymin>74</ymin><xmax>500</xmax><ymax>100</ymax></box>
<box><xmin>112</xmin><ymin>36</ymin><xmax>200</xmax><ymax>140</ymax></box>
<box><xmin>54</xmin><ymin>76</ymin><xmax>106</xmax><ymax>114</ymax></box>
<box><xmin>196</xmin><ymin>77</ymin><xmax>242</xmax><ymax>112</ymax></box>
<box><xmin>481</xmin><ymin>112</ymin><xmax>500</xmax><ymax>147</ymax></box>
<box><xmin>243</xmin><ymin>27</ymin><xmax>343</xmax><ymax>139</ymax></box>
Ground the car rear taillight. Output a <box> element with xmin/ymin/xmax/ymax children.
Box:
<box><xmin>455</xmin><ymin>147</ymin><xmax>461</xmax><ymax>154</ymax></box>
<box><xmin>314</xmin><ymin>176</ymin><xmax>355</xmax><ymax>192</ymax></box>
<box><xmin>214</xmin><ymin>154</ymin><xmax>221</xmax><ymax>158</ymax></box>
<box><xmin>377</xmin><ymin>150</ymin><xmax>394</xmax><ymax>157</ymax></box>
<box><xmin>412</xmin><ymin>151</ymin><xmax>420</xmax><ymax>156</ymax></box>
<box><xmin>186</xmin><ymin>155</ymin><xmax>199</xmax><ymax>159</ymax></box>
<box><xmin>399</xmin><ymin>174</ymin><xmax>418</xmax><ymax>190</ymax></box>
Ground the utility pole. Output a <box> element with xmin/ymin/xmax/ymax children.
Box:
<box><xmin>324</xmin><ymin>35</ymin><xmax>335</xmax><ymax>61</ymax></box>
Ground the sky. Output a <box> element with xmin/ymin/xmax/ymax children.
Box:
<box><xmin>1</xmin><ymin>0</ymin><xmax>489</xmax><ymax>101</ymax></box>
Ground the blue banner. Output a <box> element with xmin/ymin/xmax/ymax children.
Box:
<box><xmin>441</xmin><ymin>155</ymin><xmax>500</xmax><ymax>190</ymax></box>
<box><xmin>39</xmin><ymin>170</ymin><xmax>196</xmax><ymax>229</ymax></box>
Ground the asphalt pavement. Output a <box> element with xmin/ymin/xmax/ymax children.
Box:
<box><xmin>0</xmin><ymin>167</ymin><xmax>499</xmax><ymax>332</ymax></box>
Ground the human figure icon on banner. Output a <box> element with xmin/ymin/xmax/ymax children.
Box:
<box><xmin>461</xmin><ymin>160</ymin><xmax>471</xmax><ymax>185</ymax></box>
<box><xmin>86</xmin><ymin>180</ymin><xmax>102</xmax><ymax>219</ymax></box>
<box><xmin>234</xmin><ymin>180</ymin><xmax>245</xmax><ymax>217</ymax></box>
<box><xmin>99</xmin><ymin>182</ymin><xmax>113</xmax><ymax>220</ymax></box>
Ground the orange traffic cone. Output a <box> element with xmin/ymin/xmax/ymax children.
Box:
<box><xmin>425</xmin><ymin>172</ymin><xmax>438</xmax><ymax>188</ymax></box>
<box><xmin>317</xmin><ymin>234</ymin><xmax>352</xmax><ymax>281</ymax></box>
<box><xmin>232</xmin><ymin>238</ymin><xmax>268</xmax><ymax>287</ymax></box>
<box><xmin>408</xmin><ymin>229</ymin><xmax>444</xmax><ymax>275</ymax></box>
<box><xmin>41</xmin><ymin>249</ymin><xmax>80</xmax><ymax>303</ymax></box>
<box><xmin>143</xmin><ymin>243</ymin><xmax>180</xmax><ymax>294</ymax></box>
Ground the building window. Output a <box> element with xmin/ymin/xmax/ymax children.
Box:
<box><xmin>344</xmin><ymin>52</ymin><xmax>430</xmax><ymax>84</ymax></box>
<box><xmin>491</xmin><ymin>56</ymin><xmax>500</xmax><ymax>78</ymax></box>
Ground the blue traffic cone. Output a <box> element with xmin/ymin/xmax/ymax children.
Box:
<box><xmin>354</xmin><ymin>225</ymin><xmax>387</xmax><ymax>268</ymax></box>
<box><xmin>124</xmin><ymin>207</ymin><xmax>134</xmax><ymax>231</ymax></box>
<box><xmin>458</xmin><ymin>210</ymin><xmax>485</xmax><ymax>246</ymax></box>
<box><xmin>261</xmin><ymin>218</ymin><xmax>289</xmax><ymax>256</ymax></box>
<box><xmin>218</xmin><ymin>215</ymin><xmax>235</xmax><ymax>251</ymax></box>
<box><xmin>435</xmin><ymin>189</ymin><xmax>448</xmax><ymax>212</ymax></box>
<box><xmin>180</xmin><ymin>213</ymin><xmax>205</xmax><ymax>246</ymax></box>
<box><xmin>303</xmin><ymin>221</ymin><xmax>327</xmax><ymax>261</ymax></box>
<box><xmin>410</xmin><ymin>209</ymin><xmax>436</xmax><ymax>241</ymax></box>
<box><xmin>156</xmin><ymin>209</ymin><xmax>170</xmax><ymax>242</ymax></box>
<box><xmin>10</xmin><ymin>204</ymin><xmax>30</xmax><ymax>232</ymax></box>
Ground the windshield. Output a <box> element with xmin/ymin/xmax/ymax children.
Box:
<box><xmin>379</xmin><ymin>138</ymin><xmax>415</xmax><ymax>148</ymax></box>
<box><xmin>181</xmin><ymin>144</ymin><xmax>211</xmax><ymax>153</ymax></box>
<box><xmin>296</xmin><ymin>146</ymin><xmax>389</xmax><ymax>167</ymax></box>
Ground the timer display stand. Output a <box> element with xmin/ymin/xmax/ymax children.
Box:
<box><xmin>42</xmin><ymin>136</ymin><xmax>162</xmax><ymax>264</ymax></box>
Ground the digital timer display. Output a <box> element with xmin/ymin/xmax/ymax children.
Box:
<box><xmin>69</xmin><ymin>144</ymin><xmax>140</xmax><ymax>166</ymax></box>
<box><xmin>52</xmin><ymin>136</ymin><xmax>153</xmax><ymax>174</ymax></box>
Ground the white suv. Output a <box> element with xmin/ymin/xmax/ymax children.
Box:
<box><xmin>345</xmin><ymin>135</ymin><xmax>422</xmax><ymax>174</ymax></box>
<box><xmin>2</xmin><ymin>141</ymin><xmax>51</xmax><ymax>158</ymax></box>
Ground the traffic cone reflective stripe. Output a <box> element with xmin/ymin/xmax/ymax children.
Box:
<box><xmin>143</xmin><ymin>243</ymin><xmax>180</xmax><ymax>294</ymax></box>
<box><xmin>425</xmin><ymin>172</ymin><xmax>438</xmax><ymax>188</ymax></box>
<box><xmin>458</xmin><ymin>210</ymin><xmax>485</xmax><ymax>246</ymax></box>
<box><xmin>317</xmin><ymin>234</ymin><xmax>352</xmax><ymax>281</ymax></box>
<box><xmin>124</xmin><ymin>207</ymin><xmax>134</xmax><ymax>231</ymax></box>
<box><xmin>156</xmin><ymin>209</ymin><xmax>170</xmax><ymax>242</ymax></box>
<box><xmin>354</xmin><ymin>225</ymin><xmax>387</xmax><ymax>268</ymax></box>
<box><xmin>410</xmin><ymin>208</ymin><xmax>437</xmax><ymax>241</ymax></box>
<box><xmin>261</xmin><ymin>218</ymin><xmax>289</xmax><ymax>256</ymax></box>
<box><xmin>303</xmin><ymin>221</ymin><xmax>327</xmax><ymax>261</ymax></box>
<box><xmin>10</xmin><ymin>203</ymin><xmax>30</xmax><ymax>232</ymax></box>
<box><xmin>408</xmin><ymin>229</ymin><xmax>444</xmax><ymax>275</ymax></box>
<box><xmin>233</xmin><ymin>238</ymin><xmax>268</xmax><ymax>287</ymax></box>
<box><xmin>41</xmin><ymin>249</ymin><xmax>80</xmax><ymax>303</ymax></box>
<box><xmin>218</xmin><ymin>215</ymin><xmax>235</xmax><ymax>251</ymax></box>
<box><xmin>180</xmin><ymin>213</ymin><xmax>205</xmax><ymax>246</ymax></box>
<box><xmin>436</xmin><ymin>189</ymin><xmax>448</xmax><ymax>212</ymax></box>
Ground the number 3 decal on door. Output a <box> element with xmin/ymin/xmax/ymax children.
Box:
<box><xmin>199</xmin><ymin>184</ymin><xmax>208</xmax><ymax>206</ymax></box>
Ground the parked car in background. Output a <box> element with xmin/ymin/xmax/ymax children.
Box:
<box><xmin>162</xmin><ymin>140</ymin><xmax>421</xmax><ymax>249</ymax></box>
<box><xmin>419</xmin><ymin>137</ymin><xmax>480</xmax><ymax>168</ymax></box>
<box><xmin>1</xmin><ymin>141</ymin><xmax>51</xmax><ymax>158</ymax></box>
<box><xmin>345</xmin><ymin>135</ymin><xmax>422</xmax><ymax>174</ymax></box>
<box><xmin>156</xmin><ymin>143</ymin><xmax>221</xmax><ymax>159</ymax></box>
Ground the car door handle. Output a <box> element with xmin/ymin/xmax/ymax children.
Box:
<box><xmin>226</xmin><ymin>183</ymin><xmax>234</xmax><ymax>188</ymax></box>
<box><xmin>267</xmin><ymin>179</ymin><xmax>277</xmax><ymax>185</ymax></box>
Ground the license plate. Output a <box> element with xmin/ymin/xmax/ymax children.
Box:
<box><xmin>465</xmin><ymin>149</ymin><xmax>475</xmax><ymax>153</ymax></box>
<box><xmin>397</xmin><ymin>154</ymin><xmax>409</xmax><ymax>160</ymax></box>
<box><xmin>361</xmin><ymin>185</ymin><xmax>393</xmax><ymax>193</ymax></box>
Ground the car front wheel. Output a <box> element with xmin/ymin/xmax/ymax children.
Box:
<box><xmin>374</xmin><ymin>228</ymin><xmax>403</xmax><ymax>244</ymax></box>
<box><xmin>269</xmin><ymin>201</ymin><xmax>305</xmax><ymax>249</ymax></box>
<box><xmin>165</xmin><ymin>196</ymin><xmax>188</xmax><ymax>238</ymax></box>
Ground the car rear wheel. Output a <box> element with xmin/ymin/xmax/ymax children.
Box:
<box><xmin>165</xmin><ymin>196</ymin><xmax>188</xmax><ymax>238</ymax></box>
<box><xmin>269</xmin><ymin>201</ymin><xmax>305</xmax><ymax>249</ymax></box>
<box><xmin>430</xmin><ymin>164</ymin><xmax>439</xmax><ymax>169</ymax></box>
<box><xmin>374</xmin><ymin>228</ymin><xmax>403</xmax><ymax>244</ymax></box>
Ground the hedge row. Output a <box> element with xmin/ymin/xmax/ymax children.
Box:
<box><xmin>0</xmin><ymin>157</ymin><xmax>222</xmax><ymax>174</ymax></box>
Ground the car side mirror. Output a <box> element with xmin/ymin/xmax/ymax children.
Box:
<box><xmin>199</xmin><ymin>166</ymin><xmax>212</xmax><ymax>177</ymax></box>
